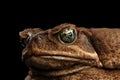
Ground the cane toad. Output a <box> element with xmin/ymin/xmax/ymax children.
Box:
<box><xmin>19</xmin><ymin>23</ymin><xmax>120</xmax><ymax>80</ymax></box>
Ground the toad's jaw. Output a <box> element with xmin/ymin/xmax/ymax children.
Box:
<box><xmin>31</xmin><ymin>64</ymin><xmax>91</xmax><ymax>77</ymax></box>
<box><xmin>24</xmin><ymin>53</ymin><xmax>102</xmax><ymax>77</ymax></box>
<box><xmin>23</xmin><ymin>54</ymin><xmax>102</xmax><ymax>78</ymax></box>
<box><xmin>25</xmin><ymin>55</ymin><xmax>91</xmax><ymax>77</ymax></box>
<box><xmin>23</xmin><ymin>46</ymin><xmax>103</xmax><ymax>69</ymax></box>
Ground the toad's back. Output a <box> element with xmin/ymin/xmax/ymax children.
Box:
<box><xmin>90</xmin><ymin>28</ymin><xmax>120</xmax><ymax>69</ymax></box>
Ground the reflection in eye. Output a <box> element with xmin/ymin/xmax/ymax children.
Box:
<box><xmin>58</xmin><ymin>27</ymin><xmax>77</xmax><ymax>44</ymax></box>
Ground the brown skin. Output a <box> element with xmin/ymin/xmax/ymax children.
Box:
<box><xmin>19</xmin><ymin>23</ymin><xmax>120</xmax><ymax>80</ymax></box>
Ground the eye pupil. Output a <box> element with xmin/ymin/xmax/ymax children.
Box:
<box><xmin>58</xmin><ymin>27</ymin><xmax>77</xmax><ymax>44</ymax></box>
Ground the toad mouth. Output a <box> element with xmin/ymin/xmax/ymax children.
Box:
<box><xmin>24</xmin><ymin>55</ymin><xmax>95</xmax><ymax>77</ymax></box>
<box><xmin>40</xmin><ymin>55</ymin><xmax>83</xmax><ymax>61</ymax></box>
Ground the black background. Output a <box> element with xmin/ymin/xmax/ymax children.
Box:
<box><xmin>14</xmin><ymin>15</ymin><xmax>120</xmax><ymax>80</ymax></box>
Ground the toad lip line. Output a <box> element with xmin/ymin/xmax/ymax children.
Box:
<box><xmin>39</xmin><ymin>55</ymin><xmax>95</xmax><ymax>61</ymax></box>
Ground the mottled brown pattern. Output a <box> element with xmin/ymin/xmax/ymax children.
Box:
<box><xmin>90</xmin><ymin>28</ymin><xmax>120</xmax><ymax>69</ymax></box>
<box><xmin>19</xmin><ymin>23</ymin><xmax>120</xmax><ymax>80</ymax></box>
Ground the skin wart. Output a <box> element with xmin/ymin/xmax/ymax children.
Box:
<box><xmin>19</xmin><ymin>23</ymin><xmax>120</xmax><ymax>80</ymax></box>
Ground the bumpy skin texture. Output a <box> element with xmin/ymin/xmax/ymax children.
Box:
<box><xmin>19</xmin><ymin>23</ymin><xmax>120</xmax><ymax>80</ymax></box>
<box><xmin>90</xmin><ymin>28</ymin><xmax>120</xmax><ymax>69</ymax></box>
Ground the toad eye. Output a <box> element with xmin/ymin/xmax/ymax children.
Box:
<box><xmin>58</xmin><ymin>27</ymin><xmax>77</xmax><ymax>44</ymax></box>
